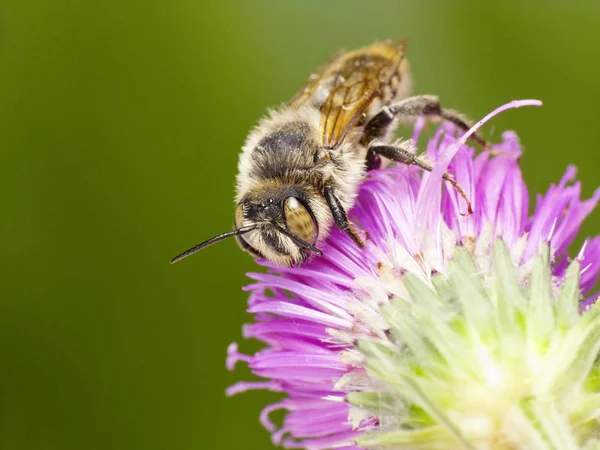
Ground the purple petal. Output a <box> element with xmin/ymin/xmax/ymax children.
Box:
<box><xmin>226</xmin><ymin>100</ymin><xmax>599</xmax><ymax>449</ymax></box>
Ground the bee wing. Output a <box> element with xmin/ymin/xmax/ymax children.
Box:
<box><xmin>289</xmin><ymin>40</ymin><xmax>407</xmax><ymax>149</ymax></box>
<box><xmin>288</xmin><ymin>48</ymin><xmax>347</xmax><ymax>108</ymax></box>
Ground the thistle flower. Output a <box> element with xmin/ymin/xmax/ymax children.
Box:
<box><xmin>226</xmin><ymin>101</ymin><xmax>600</xmax><ymax>449</ymax></box>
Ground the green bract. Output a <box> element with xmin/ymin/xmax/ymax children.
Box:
<box><xmin>352</xmin><ymin>242</ymin><xmax>600</xmax><ymax>450</ymax></box>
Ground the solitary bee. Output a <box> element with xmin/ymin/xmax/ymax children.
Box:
<box><xmin>172</xmin><ymin>40</ymin><xmax>484</xmax><ymax>267</ymax></box>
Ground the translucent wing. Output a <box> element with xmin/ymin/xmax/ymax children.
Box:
<box><xmin>289</xmin><ymin>40</ymin><xmax>407</xmax><ymax>149</ymax></box>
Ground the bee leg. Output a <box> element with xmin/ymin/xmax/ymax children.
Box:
<box><xmin>369</xmin><ymin>143</ymin><xmax>473</xmax><ymax>215</ymax></box>
<box><xmin>364</xmin><ymin>95</ymin><xmax>488</xmax><ymax>148</ymax></box>
<box><xmin>323</xmin><ymin>186</ymin><xmax>366</xmax><ymax>247</ymax></box>
<box><xmin>366</xmin><ymin>147</ymin><xmax>382</xmax><ymax>171</ymax></box>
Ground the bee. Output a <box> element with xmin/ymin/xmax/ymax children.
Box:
<box><xmin>171</xmin><ymin>40</ymin><xmax>485</xmax><ymax>267</ymax></box>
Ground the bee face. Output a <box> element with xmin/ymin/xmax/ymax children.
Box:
<box><xmin>234</xmin><ymin>187</ymin><xmax>321</xmax><ymax>267</ymax></box>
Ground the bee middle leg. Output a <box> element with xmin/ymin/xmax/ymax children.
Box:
<box><xmin>369</xmin><ymin>142</ymin><xmax>473</xmax><ymax>215</ymax></box>
<box><xmin>323</xmin><ymin>186</ymin><xmax>366</xmax><ymax>248</ymax></box>
<box><xmin>364</xmin><ymin>95</ymin><xmax>488</xmax><ymax>149</ymax></box>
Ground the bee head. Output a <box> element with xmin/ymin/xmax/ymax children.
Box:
<box><xmin>170</xmin><ymin>184</ymin><xmax>328</xmax><ymax>267</ymax></box>
<box><xmin>234</xmin><ymin>184</ymin><xmax>326</xmax><ymax>267</ymax></box>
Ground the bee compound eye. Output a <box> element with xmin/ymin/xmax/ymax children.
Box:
<box><xmin>283</xmin><ymin>197</ymin><xmax>318</xmax><ymax>245</ymax></box>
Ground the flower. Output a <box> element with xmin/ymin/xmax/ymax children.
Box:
<box><xmin>226</xmin><ymin>101</ymin><xmax>600</xmax><ymax>449</ymax></box>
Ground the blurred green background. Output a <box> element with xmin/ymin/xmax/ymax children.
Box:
<box><xmin>0</xmin><ymin>1</ymin><xmax>598</xmax><ymax>449</ymax></box>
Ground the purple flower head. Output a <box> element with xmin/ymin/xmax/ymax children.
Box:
<box><xmin>227</xmin><ymin>101</ymin><xmax>600</xmax><ymax>449</ymax></box>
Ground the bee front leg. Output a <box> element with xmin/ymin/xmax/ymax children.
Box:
<box><xmin>364</xmin><ymin>95</ymin><xmax>488</xmax><ymax>148</ymax></box>
<box><xmin>323</xmin><ymin>186</ymin><xmax>366</xmax><ymax>248</ymax></box>
<box><xmin>369</xmin><ymin>142</ymin><xmax>473</xmax><ymax>215</ymax></box>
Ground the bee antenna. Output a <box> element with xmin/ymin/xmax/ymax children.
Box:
<box><xmin>275</xmin><ymin>225</ymin><xmax>323</xmax><ymax>256</ymax></box>
<box><xmin>170</xmin><ymin>226</ymin><xmax>257</xmax><ymax>264</ymax></box>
